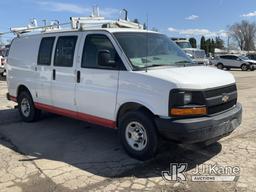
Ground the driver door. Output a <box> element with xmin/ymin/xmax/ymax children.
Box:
<box><xmin>75</xmin><ymin>32</ymin><xmax>125</xmax><ymax>128</ymax></box>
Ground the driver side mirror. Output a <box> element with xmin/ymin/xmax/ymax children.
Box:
<box><xmin>98</xmin><ymin>50</ymin><xmax>116</xmax><ymax>68</ymax></box>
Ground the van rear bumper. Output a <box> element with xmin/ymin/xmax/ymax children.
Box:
<box><xmin>155</xmin><ymin>103</ymin><xmax>242</xmax><ymax>144</ymax></box>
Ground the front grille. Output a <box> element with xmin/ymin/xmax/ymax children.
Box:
<box><xmin>204</xmin><ymin>84</ymin><xmax>237</xmax><ymax>98</ymax></box>
<box><xmin>204</xmin><ymin>84</ymin><xmax>237</xmax><ymax>115</ymax></box>
<box><xmin>208</xmin><ymin>100</ymin><xmax>237</xmax><ymax>114</ymax></box>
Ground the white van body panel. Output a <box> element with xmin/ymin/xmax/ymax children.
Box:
<box><xmin>117</xmin><ymin>71</ymin><xmax>176</xmax><ymax>117</ymax></box>
<box><xmin>76</xmin><ymin>68</ymin><xmax>119</xmax><ymax>121</ymax></box>
<box><xmin>7</xmin><ymin>36</ymin><xmax>40</xmax><ymax>98</ymax></box>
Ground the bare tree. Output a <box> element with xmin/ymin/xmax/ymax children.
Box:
<box><xmin>229</xmin><ymin>20</ymin><xmax>256</xmax><ymax>51</ymax></box>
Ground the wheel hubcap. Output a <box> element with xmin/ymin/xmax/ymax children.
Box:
<box><xmin>125</xmin><ymin>121</ymin><xmax>147</xmax><ymax>151</ymax></box>
<box><xmin>21</xmin><ymin>98</ymin><xmax>30</xmax><ymax>117</ymax></box>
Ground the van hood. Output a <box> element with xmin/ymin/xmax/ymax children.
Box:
<box><xmin>138</xmin><ymin>66</ymin><xmax>235</xmax><ymax>89</ymax></box>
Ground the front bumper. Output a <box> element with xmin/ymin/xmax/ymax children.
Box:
<box><xmin>155</xmin><ymin>103</ymin><xmax>242</xmax><ymax>144</ymax></box>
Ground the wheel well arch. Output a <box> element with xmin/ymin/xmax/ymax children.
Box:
<box><xmin>116</xmin><ymin>102</ymin><xmax>155</xmax><ymax>126</ymax></box>
<box><xmin>17</xmin><ymin>85</ymin><xmax>31</xmax><ymax>97</ymax></box>
<box><xmin>240</xmin><ymin>63</ymin><xmax>248</xmax><ymax>67</ymax></box>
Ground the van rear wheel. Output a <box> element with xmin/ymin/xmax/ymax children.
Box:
<box><xmin>119</xmin><ymin>110</ymin><xmax>158</xmax><ymax>161</ymax></box>
<box><xmin>18</xmin><ymin>91</ymin><xmax>41</xmax><ymax>122</ymax></box>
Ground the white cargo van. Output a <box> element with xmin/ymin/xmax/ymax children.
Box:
<box><xmin>6</xmin><ymin>18</ymin><xmax>242</xmax><ymax>160</ymax></box>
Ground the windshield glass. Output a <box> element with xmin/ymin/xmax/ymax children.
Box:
<box><xmin>239</xmin><ymin>56</ymin><xmax>249</xmax><ymax>60</ymax></box>
<box><xmin>176</xmin><ymin>42</ymin><xmax>192</xmax><ymax>49</ymax></box>
<box><xmin>114</xmin><ymin>32</ymin><xmax>192</xmax><ymax>69</ymax></box>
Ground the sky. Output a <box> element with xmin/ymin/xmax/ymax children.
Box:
<box><xmin>1</xmin><ymin>0</ymin><xmax>256</xmax><ymax>43</ymax></box>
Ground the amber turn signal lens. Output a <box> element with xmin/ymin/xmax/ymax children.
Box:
<box><xmin>170</xmin><ymin>107</ymin><xmax>207</xmax><ymax>116</ymax></box>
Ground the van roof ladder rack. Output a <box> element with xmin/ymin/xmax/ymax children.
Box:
<box><xmin>7</xmin><ymin>7</ymin><xmax>143</xmax><ymax>37</ymax></box>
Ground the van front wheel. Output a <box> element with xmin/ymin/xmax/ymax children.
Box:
<box><xmin>119</xmin><ymin>110</ymin><xmax>158</xmax><ymax>161</ymax></box>
<box><xmin>18</xmin><ymin>91</ymin><xmax>41</xmax><ymax>122</ymax></box>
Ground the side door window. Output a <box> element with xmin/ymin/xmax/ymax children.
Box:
<box><xmin>220</xmin><ymin>56</ymin><xmax>228</xmax><ymax>60</ymax></box>
<box><xmin>81</xmin><ymin>34</ymin><xmax>125</xmax><ymax>70</ymax></box>
<box><xmin>54</xmin><ymin>36</ymin><xmax>77</xmax><ymax>67</ymax></box>
<box><xmin>38</xmin><ymin>37</ymin><xmax>55</xmax><ymax>65</ymax></box>
<box><xmin>226</xmin><ymin>56</ymin><xmax>233</xmax><ymax>60</ymax></box>
<box><xmin>230</xmin><ymin>56</ymin><xmax>238</xmax><ymax>60</ymax></box>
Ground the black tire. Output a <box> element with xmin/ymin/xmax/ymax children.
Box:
<box><xmin>241</xmin><ymin>64</ymin><xmax>248</xmax><ymax>71</ymax></box>
<box><xmin>17</xmin><ymin>91</ymin><xmax>41</xmax><ymax>122</ymax></box>
<box><xmin>195</xmin><ymin>140</ymin><xmax>218</xmax><ymax>149</ymax></box>
<box><xmin>217</xmin><ymin>63</ymin><xmax>224</xmax><ymax>70</ymax></box>
<box><xmin>226</xmin><ymin>67</ymin><xmax>230</xmax><ymax>71</ymax></box>
<box><xmin>119</xmin><ymin>110</ymin><xmax>158</xmax><ymax>161</ymax></box>
<box><xmin>250</xmin><ymin>65</ymin><xmax>255</xmax><ymax>71</ymax></box>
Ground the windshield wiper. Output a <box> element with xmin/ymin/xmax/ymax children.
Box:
<box><xmin>144</xmin><ymin>64</ymin><xmax>167</xmax><ymax>68</ymax></box>
<box><xmin>175</xmin><ymin>60</ymin><xmax>193</xmax><ymax>67</ymax></box>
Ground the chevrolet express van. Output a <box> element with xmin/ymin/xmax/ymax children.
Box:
<box><xmin>6</xmin><ymin>25</ymin><xmax>242</xmax><ymax>160</ymax></box>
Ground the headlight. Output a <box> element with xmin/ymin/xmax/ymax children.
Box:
<box><xmin>169</xmin><ymin>90</ymin><xmax>206</xmax><ymax>117</ymax></box>
<box><xmin>184</xmin><ymin>93</ymin><xmax>192</xmax><ymax>105</ymax></box>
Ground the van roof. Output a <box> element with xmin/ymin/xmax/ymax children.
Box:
<box><xmin>15</xmin><ymin>28</ymin><xmax>159</xmax><ymax>38</ymax></box>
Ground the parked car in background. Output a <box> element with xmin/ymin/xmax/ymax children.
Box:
<box><xmin>0</xmin><ymin>55</ymin><xmax>6</xmax><ymax>76</ymax></box>
<box><xmin>171</xmin><ymin>38</ymin><xmax>210</xmax><ymax>65</ymax></box>
<box><xmin>246</xmin><ymin>53</ymin><xmax>256</xmax><ymax>61</ymax></box>
<box><xmin>0</xmin><ymin>45</ymin><xmax>10</xmax><ymax>77</ymax></box>
<box><xmin>212</xmin><ymin>55</ymin><xmax>256</xmax><ymax>71</ymax></box>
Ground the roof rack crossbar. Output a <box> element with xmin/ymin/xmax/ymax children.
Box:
<box><xmin>10</xmin><ymin>22</ymin><xmax>70</xmax><ymax>37</ymax></box>
<box><xmin>70</xmin><ymin>16</ymin><xmax>143</xmax><ymax>30</ymax></box>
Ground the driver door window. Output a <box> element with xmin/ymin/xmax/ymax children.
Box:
<box><xmin>81</xmin><ymin>34</ymin><xmax>124</xmax><ymax>70</ymax></box>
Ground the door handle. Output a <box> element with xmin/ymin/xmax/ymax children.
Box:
<box><xmin>53</xmin><ymin>69</ymin><xmax>56</xmax><ymax>80</ymax></box>
<box><xmin>77</xmin><ymin>70</ymin><xmax>81</xmax><ymax>83</ymax></box>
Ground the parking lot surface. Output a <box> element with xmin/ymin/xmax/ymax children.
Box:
<box><xmin>0</xmin><ymin>70</ymin><xmax>256</xmax><ymax>192</ymax></box>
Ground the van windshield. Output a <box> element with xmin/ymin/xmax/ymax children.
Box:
<box><xmin>114</xmin><ymin>32</ymin><xmax>193</xmax><ymax>70</ymax></box>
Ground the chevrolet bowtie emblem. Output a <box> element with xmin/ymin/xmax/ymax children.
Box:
<box><xmin>222</xmin><ymin>94</ymin><xmax>229</xmax><ymax>103</ymax></box>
